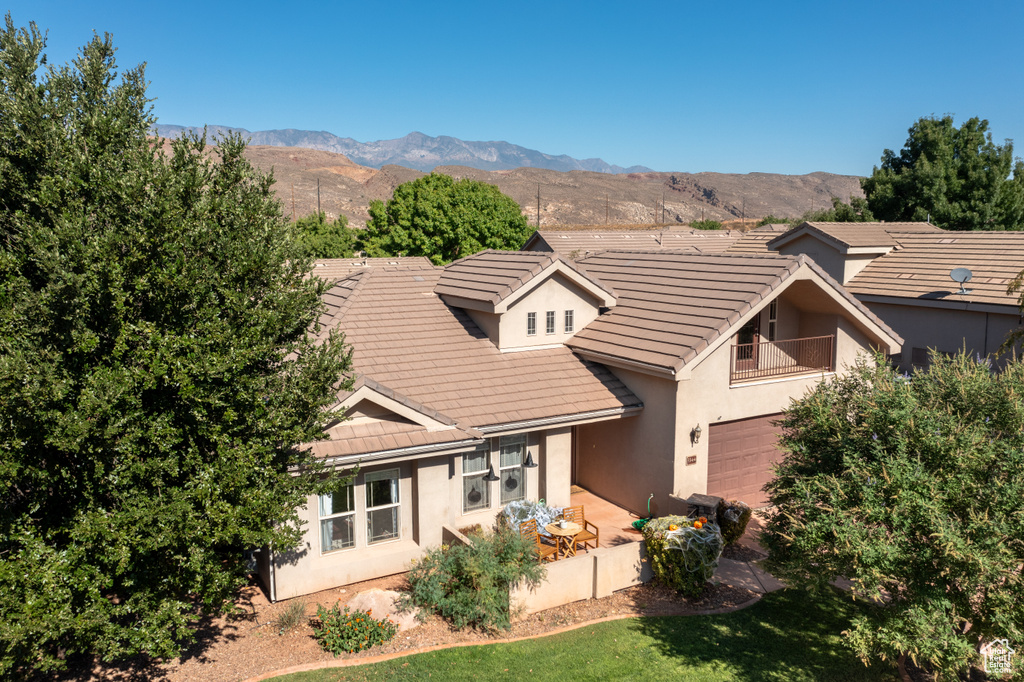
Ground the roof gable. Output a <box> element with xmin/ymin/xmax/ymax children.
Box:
<box><xmin>435</xmin><ymin>250</ymin><xmax>616</xmax><ymax>312</ymax></box>
<box><xmin>768</xmin><ymin>221</ymin><xmax>942</xmax><ymax>253</ymax></box>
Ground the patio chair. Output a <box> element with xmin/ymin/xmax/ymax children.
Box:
<box><xmin>519</xmin><ymin>519</ymin><xmax>558</xmax><ymax>562</ymax></box>
<box><xmin>561</xmin><ymin>505</ymin><xmax>599</xmax><ymax>552</ymax></box>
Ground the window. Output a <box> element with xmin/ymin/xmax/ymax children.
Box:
<box><xmin>564</xmin><ymin>309</ymin><xmax>574</xmax><ymax>333</ymax></box>
<box><xmin>499</xmin><ymin>435</ymin><xmax>526</xmax><ymax>504</ymax></box>
<box><xmin>365</xmin><ymin>469</ymin><xmax>400</xmax><ymax>544</ymax></box>
<box><xmin>319</xmin><ymin>483</ymin><xmax>355</xmax><ymax>553</ymax></box>
<box><xmin>462</xmin><ymin>450</ymin><xmax>490</xmax><ymax>513</ymax></box>
<box><xmin>545</xmin><ymin>310</ymin><xmax>556</xmax><ymax>335</ymax></box>
<box><xmin>527</xmin><ymin>312</ymin><xmax>536</xmax><ymax>336</ymax></box>
<box><xmin>767</xmin><ymin>299</ymin><xmax>778</xmax><ymax>342</ymax></box>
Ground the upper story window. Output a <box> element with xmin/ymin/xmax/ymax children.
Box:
<box><xmin>319</xmin><ymin>482</ymin><xmax>355</xmax><ymax>553</ymax></box>
<box><xmin>768</xmin><ymin>299</ymin><xmax>778</xmax><ymax>342</ymax></box>
<box><xmin>564</xmin><ymin>310</ymin><xmax>575</xmax><ymax>333</ymax></box>
<box><xmin>365</xmin><ymin>469</ymin><xmax>400</xmax><ymax>544</ymax></box>
<box><xmin>499</xmin><ymin>435</ymin><xmax>526</xmax><ymax>504</ymax></box>
<box><xmin>527</xmin><ymin>312</ymin><xmax>537</xmax><ymax>336</ymax></box>
<box><xmin>545</xmin><ymin>311</ymin><xmax>556</xmax><ymax>335</ymax></box>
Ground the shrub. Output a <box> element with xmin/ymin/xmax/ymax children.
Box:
<box><xmin>690</xmin><ymin>219</ymin><xmax>722</xmax><ymax>230</ymax></box>
<box><xmin>501</xmin><ymin>499</ymin><xmax>562</xmax><ymax>537</ymax></box>
<box><xmin>642</xmin><ymin>515</ymin><xmax>723</xmax><ymax>597</ymax></box>
<box><xmin>715</xmin><ymin>499</ymin><xmax>752</xmax><ymax>545</ymax></box>
<box><xmin>399</xmin><ymin>525</ymin><xmax>545</xmax><ymax>631</ymax></box>
<box><xmin>275</xmin><ymin>599</ymin><xmax>308</xmax><ymax>634</ymax></box>
<box><xmin>313</xmin><ymin>603</ymin><xmax>398</xmax><ymax>655</ymax></box>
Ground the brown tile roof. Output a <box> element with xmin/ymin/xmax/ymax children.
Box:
<box><xmin>311</xmin><ymin>257</ymin><xmax>433</xmax><ymax>283</ymax></box>
<box><xmin>321</xmin><ymin>265</ymin><xmax>640</xmax><ymax>431</ymax></box>
<box><xmin>846</xmin><ymin>231</ymin><xmax>1024</xmax><ymax>307</ymax></box>
<box><xmin>526</xmin><ymin>229</ymin><xmax>741</xmax><ymax>257</ymax></box>
<box><xmin>725</xmin><ymin>225</ymin><xmax>790</xmax><ymax>253</ymax></box>
<box><xmin>569</xmin><ymin>250</ymin><xmax>898</xmax><ymax>373</ymax></box>
<box><xmin>769</xmin><ymin>221</ymin><xmax>942</xmax><ymax>250</ymax></box>
<box><xmin>569</xmin><ymin>251</ymin><xmax>802</xmax><ymax>373</ymax></box>
<box><xmin>309</xmin><ymin>416</ymin><xmax>481</xmax><ymax>460</ymax></box>
<box><xmin>434</xmin><ymin>250</ymin><xmax>614</xmax><ymax>307</ymax></box>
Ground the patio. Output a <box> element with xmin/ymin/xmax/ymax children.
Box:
<box><xmin>564</xmin><ymin>486</ymin><xmax>644</xmax><ymax>550</ymax></box>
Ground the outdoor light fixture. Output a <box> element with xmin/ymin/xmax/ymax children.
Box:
<box><xmin>484</xmin><ymin>465</ymin><xmax>500</xmax><ymax>482</ymax></box>
<box><xmin>524</xmin><ymin>452</ymin><xmax>538</xmax><ymax>468</ymax></box>
<box><xmin>691</xmin><ymin>424</ymin><xmax>702</xmax><ymax>445</ymax></box>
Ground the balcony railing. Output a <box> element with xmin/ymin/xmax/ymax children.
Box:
<box><xmin>730</xmin><ymin>335</ymin><xmax>835</xmax><ymax>383</ymax></box>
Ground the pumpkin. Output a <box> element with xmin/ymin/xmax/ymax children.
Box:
<box><xmin>668</xmin><ymin>524</ymin><xmax>678</xmax><ymax>531</ymax></box>
<box><xmin>693</xmin><ymin>521</ymin><xmax>703</xmax><ymax>529</ymax></box>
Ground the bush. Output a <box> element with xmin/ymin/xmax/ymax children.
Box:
<box><xmin>642</xmin><ymin>515</ymin><xmax>723</xmax><ymax>597</ymax></box>
<box><xmin>501</xmin><ymin>499</ymin><xmax>562</xmax><ymax>537</ymax></box>
<box><xmin>399</xmin><ymin>525</ymin><xmax>545</xmax><ymax>631</ymax></box>
<box><xmin>690</xmin><ymin>219</ymin><xmax>722</xmax><ymax>230</ymax></box>
<box><xmin>313</xmin><ymin>603</ymin><xmax>398</xmax><ymax>655</ymax></box>
<box><xmin>275</xmin><ymin>599</ymin><xmax>308</xmax><ymax>634</ymax></box>
<box><xmin>715</xmin><ymin>499</ymin><xmax>752</xmax><ymax>545</ymax></box>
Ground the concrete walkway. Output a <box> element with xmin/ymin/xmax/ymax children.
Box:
<box><xmin>712</xmin><ymin>511</ymin><xmax>786</xmax><ymax>594</ymax></box>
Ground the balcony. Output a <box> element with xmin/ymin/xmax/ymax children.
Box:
<box><xmin>730</xmin><ymin>335</ymin><xmax>835</xmax><ymax>383</ymax></box>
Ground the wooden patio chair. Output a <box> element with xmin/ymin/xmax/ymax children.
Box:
<box><xmin>561</xmin><ymin>505</ymin><xmax>599</xmax><ymax>552</ymax></box>
<box><xmin>519</xmin><ymin>519</ymin><xmax>558</xmax><ymax>563</ymax></box>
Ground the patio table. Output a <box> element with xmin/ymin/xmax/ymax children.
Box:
<box><xmin>545</xmin><ymin>522</ymin><xmax>582</xmax><ymax>558</ymax></box>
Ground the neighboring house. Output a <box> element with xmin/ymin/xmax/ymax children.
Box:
<box><xmin>522</xmin><ymin>227</ymin><xmax>740</xmax><ymax>259</ymax></box>
<box><xmin>765</xmin><ymin>223</ymin><xmax>1023</xmax><ymax>370</ymax></box>
<box><xmin>310</xmin><ymin>256</ymin><xmax>433</xmax><ymax>282</ymax></box>
<box><xmin>259</xmin><ymin>250</ymin><xmax>901</xmax><ymax>601</ymax></box>
<box><xmin>724</xmin><ymin>223</ymin><xmax>793</xmax><ymax>254</ymax></box>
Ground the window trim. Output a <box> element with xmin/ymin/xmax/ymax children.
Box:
<box><xmin>526</xmin><ymin>312</ymin><xmax>537</xmax><ymax>336</ymax></box>
<box><xmin>365</xmin><ymin>468</ymin><xmax>401</xmax><ymax>545</ymax></box>
<box><xmin>564</xmin><ymin>309</ymin><xmax>575</xmax><ymax>333</ymax></box>
<box><xmin>318</xmin><ymin>482</ymin><xmax>356</xmax><ymax>554</ymax></box>
<box><xmin>461</xmin><ymin>449</ymin><xmax>491</xmax><ymax>514</ymax></box>
<box><xmin>498</xmin><ymin>435</ymin><xmax>527</xmax><ymax>505</ymax></box>
<box><xmin>545</xmin><ymin>310</ymin><xmax>556</xmax><ymax>335</ymax></box>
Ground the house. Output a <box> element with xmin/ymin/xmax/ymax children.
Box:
<box><xmin>258</xmin><ymin>250</ymin><xmax>902</xmax><ymax>602</ymax></box>
<box><xmin>765</xmin><ymin>223</ymin><xmax>1023</xmax><ymax>370</ymax></box>
<box><xmin>522</xmin><ymin>227</ymin><xmax>741</xmax><ymax>259</ymax></box>
<box><xmin>724</xmin><ymin>223</ymin><xmax>793</xmax><ymax>254</ymax></box>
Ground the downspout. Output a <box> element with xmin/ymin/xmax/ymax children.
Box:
<box><xmin>268</xmin><ymin>548</ymin><xmax>277</xmax><ymax>603</ymax></box>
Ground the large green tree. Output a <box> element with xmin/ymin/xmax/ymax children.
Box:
<box><xmin>862</xmin><ymin>115</ymin><xmax>1024</xmax><ymax>230</ymax></box>
<box><xmin>0</xmin><ymin>20</ymin><xmax>350</xmax><ymax>676</ymax></box>
<box><xmin>762</xmin><ymin>352</ymin><xmax>1024</xmax><ymax>678</ymax></box>
<box><xmin>361</xmin><ymin>173</ymin><xmax>531</xmax><ymax>264</ymax></box>
<box><xmin>800</xmin><ymin>195</ymin><xmax>875</xmax><ymax>223</ymax></box>
<box><xmin>291</xmin><ymin>211</ymin><xmax>358</xmax><ymax>259</ymax></box>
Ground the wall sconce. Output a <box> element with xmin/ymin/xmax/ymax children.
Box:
<box><xmin>484</xmin><ymin>465</ymin><xmax>500</xmax><ymax>482</ymax></box>
<box><xmin>524</xmin><ymin>451</ymin><xmax>538</xmax><ymax>468</ymax></box>
<box><xmin>690</xmin><ymin>424</ymin><xmax>702</xmax><ymax>445</ymax></box>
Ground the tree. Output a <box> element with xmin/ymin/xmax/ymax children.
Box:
<box><xmin>800</xmin><ymin>195</ymin><xmax>875</xmax><ymax>223</ymax></box>
<box><xmin>861</xmin><ymin>115</ymin><xmax>1024</xmax><ymax>230</ymax></box>
<box><xmin>756</xmin><ymin>215</ymin><xmax>794</xmax><ymax>227</ymax></box>
<box><xmin>0</xmin><ymin>20</ymin><xmax>351</xmax><ymax>676</ymax></box>
<box><xmin>689</xmin><ymin>219</ymin><xmax>722</xmax><ymax>230</ymax></box>
<box><xmin>361</xmin><ymin>173</ymin><xmax>531</xmax><ymax>265</ymax></box>
<box><xmin>762</xmin><ymin>352</ymin><xmax>1024</xmax><ymax>677</ymax></box>
<box><xmin>291</xmin><ymin>211</ymin><xmax>357</xmax><ymax>259</ymax></box>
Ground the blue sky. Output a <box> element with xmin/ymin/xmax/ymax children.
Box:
<box><xmin>8</xmin><ymin>1</ymin><xmax>1024</xmax><ymax>175</ymax></box>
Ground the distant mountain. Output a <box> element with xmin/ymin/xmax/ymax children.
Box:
<box><xmin>155</xmin><ymin>125</ymin><xmax>653</xmax><ymax>174</ymax></box>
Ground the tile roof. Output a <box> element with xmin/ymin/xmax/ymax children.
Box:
<box><xmin>311</xmin><ymin>257</ymin><xmax>433</xmax><ymax>283</ymax></box>
<box><xmin>320</xmin><ymin>264</ymin><xmax>640</xmax><ymax>431</ymax></box>
<box><xmin>768</xmin><ymin>221</ymin><xmax>941</xmax><ymax>251</ymax></box>
<box><xmin>725</xmin><ymin>225</ymin><xmax>791</xmax><ymax>254</ymax></box>
<box><xmin>434</xmin><ymin>250</ymin><xmax>615</xmax><ymax>308</ymax></box>
<box><xmin>846</xmin><ymin>231</ymin><xmax>1024</xmax><ymax>307</ymax></box>
<box><xmin>569</xmin><ymin>251</ymin><xmax>802</xmax><ymax>373</ymax></box>
<box><xmin>569</xmin><ymin>250</ymin><xmax>898</xmax><ymax>374</ymax></box>
<box><xmin>526</xmin><ymin>229</ymin><xmax>741</xmax><ymax>257</ymax></box>
<box><xmin>309</xmin><ymin>416</ymin><xmax>481</xmax><ymax>460</ymax></box>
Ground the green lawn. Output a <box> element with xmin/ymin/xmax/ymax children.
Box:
<box><xmin>272</xmin><ymin>588</ymin><xmax>899</xmax><ymax>681</ymax></box>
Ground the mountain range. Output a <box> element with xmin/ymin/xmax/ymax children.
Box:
<box><xmin>155</xmin><ymin>125</ymin><xmax>653</xmax><ymax>174</ymax></box>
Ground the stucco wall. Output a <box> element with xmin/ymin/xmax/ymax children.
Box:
<box><xmin>501</xmin><ymin>274</ymin><xmax>602</xmax><ymax>350</ymax></box>
<box><xmin>777</xmin><ymin>236</ymin><xmax>846</xmax><ymax>283</ymax></box>
<box><xmin>864</xmin><ymin>301</ymin><xmax>1020</xmax><ymax>370</ymax></box>
<box><xmin>575</xmin><ymin>367</ymin><xmax>676</xmax><ymax>517</ymax></box>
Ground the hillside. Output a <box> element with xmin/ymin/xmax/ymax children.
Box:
<box><xmin>243</xmin><ymin>145</ymin><xmax>864</xmax><ymax>229</ymax></box>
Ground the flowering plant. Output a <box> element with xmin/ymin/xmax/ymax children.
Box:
<box><xmin>313</xmin><ymin>603</ymin><xmax>398</xmax><ymax>655</ymax></box>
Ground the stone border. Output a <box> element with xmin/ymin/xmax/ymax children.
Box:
<box><xmin>242</xmin><ymin>593</ymin><xmax>764</xmax><ymax>682</ymax></box>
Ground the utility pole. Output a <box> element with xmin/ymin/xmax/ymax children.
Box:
<box><xmin>606</xmin><ymin>194</ymin><xmax>609</xmax><ymax>225</ymax></box>
<box><xmin>536</xmin><ymin>184</ymin><xmax>541</xmax><ymax>227</ymax></box>
<box><xmin>662</xmin><ymin>193</ymin><xmax>666</xmax><ymax>223</ymax></box>
<box><xmin>742</xmin><ymin>198</ymin><xmax>746</xmax><ymax>221</ymax></box>
<box><xmin>317</xmin><ymin>177</ymin><xmax>321</xmax><ymax>217</ymax></box>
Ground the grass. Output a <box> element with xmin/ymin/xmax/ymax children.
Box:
<box><xmin>271</xmin><ymin>588</ymin><xmax>900</xmax><ymax>681</ymax></box>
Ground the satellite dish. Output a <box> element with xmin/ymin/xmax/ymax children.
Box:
<box><xmin>950</xmin><ymin>267</ymin><xmax>973</xmax><ymax>295</ymax></box>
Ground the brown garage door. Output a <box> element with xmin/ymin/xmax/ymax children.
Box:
<box><xmin>707</xmin><ymin>414</ymin><xmax>783</xmax><ymax>508</ymax></box>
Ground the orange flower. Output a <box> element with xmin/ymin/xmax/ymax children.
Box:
<box><xmin>694</xmin><ymin>521</ymin><xmax>703</xmax><ymax>529</ymax></box>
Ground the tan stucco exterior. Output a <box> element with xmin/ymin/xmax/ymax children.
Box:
<box><xmin>774</xmin><ymin>233</ymin><xmax>885</xmax><ymax>284</ymax></box>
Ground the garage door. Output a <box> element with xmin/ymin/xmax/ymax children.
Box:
<box><xmin>707</xmin><ymin>414</ymin><xmax>783</xmax><ymax>508</ymax></box>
